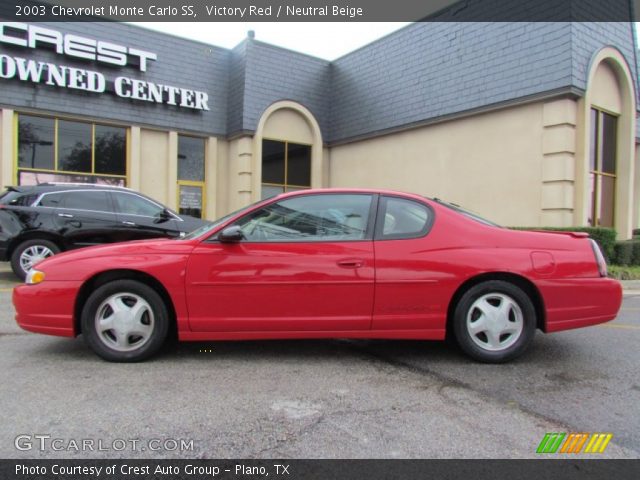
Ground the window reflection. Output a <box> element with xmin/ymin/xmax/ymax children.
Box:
<box><xmin>18</xmin><ymin>115</ymin><xmax>55</xmax><ymax>170</ymax></box>
<box><xmin>17</xmin><ymin>114</ymin><xmax>128</xmax><ymax>186</ymax></box>
<box><xmin>261</xmin><ymin>140</ymin><xmax>311</xmax><ymax>200</ymax></box>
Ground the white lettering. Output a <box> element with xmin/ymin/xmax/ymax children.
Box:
<box><xmin>15</xmin><ymin>57</ymin><xmax>45</xmax><ymax>82</ymax></box>
<box><xmin>0</xmin><ymin>50</ymin><xmax>206</xmax><ymax>110</ymax></box>
<box><xmin>114</xmin><ymin>76</ymin><xmax>131</xmax><ymax>97</ymax></box>
<box><xmin>147</xmin><ymin>82</ymin><xmax>163</xmax><ymax>103</ymax></box>
<box><xmin>67</xmin><ymin>67</ymin><xmax>86</xmax><ymax>89</ymax></box>
<box><xmin>179</xmin><ymin>88</ymin><xmax>195</xmax><ymax>108</ymax></box>
<box><xmin>85</xmin><ymin>70</ymin><xmax>105</xmax><ymax>92</ymax></box>
<box><xmin>64</xmin><ymin>34</ymin><xmax>96</xmax><ymax>61</ymax></box>
<box><xmin>128</xmin><ymin>48</ymin><xmax>157</xmax><ymax>72</ymax></box>
<box><xmin>45</xmin><ymin>64</ymin><xmax>67</xmax><ymax>87</ymax></box>
<box><xmin>96</xmin><ymin>42</ymin><xmax>127</xmax><ymax>66</ymax></box>
<box><xmin>0</xmin><ymin>23</ymin><xmax>156</xmax><ymax>72</ymax></box>
<box><xmin>0</xmin><ymin>22</ymin><xmax>27</xmax><ymax>47</ymax></box>
<box><xmin>195</xmin><ymin>91</ymin><xmax>209</xmax><ymax>111</ymax></box>
<box><xmin>0</xmin><ymin>55</ymin><xmax>17</xmax><ymax>79</ymax></box>
<box><xmin>130</xmin><ymin>79</ymin><xmax>149</xmax><ymax>101</ymax></box>
<box><xmin>165</xmin><ymin>85</ymin><xmax>179</xmax><ymax>105</ymax></box>
<box><xmin>28</xmin><ymin>25</ymin><xmax>62</xmax><ymax>53</ymax></box>
<box><xmin>14</xmin><ymin>435</ymin><xmax>32</xmax><ymax>451</ymax></box>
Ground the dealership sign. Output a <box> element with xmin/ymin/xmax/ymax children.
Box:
<box><xmin>0</xmin><ymin>22</ymin><xmax>210</xmax><ymax>111</ymax></box>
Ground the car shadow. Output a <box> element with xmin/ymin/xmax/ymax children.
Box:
<box><xmin>32</xmin><ymin>335</ymin><xmax>463</xmax><ymax>364</ymax></box>
<box><xmin>32</xmin><ymin>333</ymin><xmax>578</xmax><ymax>368</ymax></box>
<box><xmin>167</xmin><ymin>337</ymin><xmax>467</xmax><ymax>365</ymax></box>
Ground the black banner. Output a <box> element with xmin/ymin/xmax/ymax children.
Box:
<box><xmin>0</xmin><ymin>0</ymin><xmax>639</xmax><ymax>22</ymax></box>
<box><xmin>2</xmin><ymin>459</ymin><xmax>640</xmax><ymax>480</ymax></box>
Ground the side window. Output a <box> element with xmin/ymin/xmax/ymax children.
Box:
<box><xmin>62</xmin><ymin>191</ymin><xmax>112</xmax><ymax>213</ymax></box>
<box><xmin>37</xmin><ymin>192</ymin><xmax>66</xmax><ymax>207</ymax></box>
<box><xmin>377</xmin><ymin>197</ymin><xmax>431</xmax><ymax>240</ymax></box>
<box><xmin>232</xmin><ymin>194</ymin><xmax>373</xmax><ymax>242</ymax></box>
<box><xmin>6</xmin><ymin>193</ymin><xmax>39</xmax><ymax>206</ymax></box>
<box><xmin>112</xmin><ymin>192</ymin><xmax>164</xmax><ymax>217</ymax></box>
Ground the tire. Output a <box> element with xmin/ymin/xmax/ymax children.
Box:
<box><xmin>10</xmin><ymin>239</ymin><xmax>60</xmax><ymax>281</ymax></box>
<box><xmin>452</xmin><ymin>280</ymin><xmax>536</xmax><ymax>363</ymax></box>
<box><xmin>81</xmin><ymin>280</ymin><xmax>169</xmax><ymax>362</ymax></box>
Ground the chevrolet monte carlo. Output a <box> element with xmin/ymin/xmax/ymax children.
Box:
<box><xmin>13</xmin><ymin>189</ymin><xmax>622</xmax><ymax>363</ymax></box>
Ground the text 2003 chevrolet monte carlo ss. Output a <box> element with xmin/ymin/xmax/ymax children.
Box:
<box><xmin>13</xmin><ymin>189</ymin><xmax>622</xmax><ymax>363</ymax></box>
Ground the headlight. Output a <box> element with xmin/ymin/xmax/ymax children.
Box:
<box><xmin>25</xmin><ymin>269</ymin><xmax>45</xmax><ymax>285</ymax></box>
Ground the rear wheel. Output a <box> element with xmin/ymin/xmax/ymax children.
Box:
<box><xmin>10</xmin><ymin>239</ymin><xmax>60</xmax><ymax>281</ymax></box>
<box><xmin>82</xmin><ymin>280</ymin><xmax>169</xmax><ymax>362</ymax></box>
<box><xmin>453</xmin><ymin>280</ymin><xmax>536</xmax><ymax>363</ymax></box>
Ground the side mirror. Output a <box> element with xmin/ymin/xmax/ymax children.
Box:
<box><xmin>154</xmin><ymin>209</ymin><xmax>171</xmax><ymax>224</ymax></box>
<box><xmin>219</xmin><ymin>225</ymin><xmax>244</xmax><ymax>243</ymax></box>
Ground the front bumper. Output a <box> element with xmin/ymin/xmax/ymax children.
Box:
<box><xmin>538</xmin><ymin>277</ymin><xmax>623</xmax><ymax>333</ymax></box>
<box><xmin>13</xmin><ymin>281</ymin><xmax>81</xmax><ymax>337</ymax></box>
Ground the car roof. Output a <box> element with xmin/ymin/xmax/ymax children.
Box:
<box><xmin>272</xmin><ymin>188</ymin><xmax>431</xmax><ymax>203</ymax></box>
<box><xmin>5</xmin><ymin>183</ymin><xmax>134</xmax><ymax>194</ymax></box>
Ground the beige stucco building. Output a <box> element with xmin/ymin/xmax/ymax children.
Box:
<box><xmin>0</xmin><ymin>21</ymin><xmax>638</xmax><ymax>238</ymax></box>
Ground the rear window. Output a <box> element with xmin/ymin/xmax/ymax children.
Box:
<box><xmin>378</xmin><ymin>196</ymin><xmax>432</xmax><ymax>239</ymax></box>
<box><xmin>431</xmin><ymin>198</ymin><xmax>501</xmax><ymax>227</ymax></box>
<box><xmin>37</xmin><ymin>192</ymin><xmax>66</xmax><ymax>207</ymax></box>
<box><xmin>0</xmin><ymin>190</ymin><xmax>38</xmax><ymax>206</ymax></box>
<box><xmin>62</xmin><ymin>191</ymin><xmax>112</xmax><ymax>213</ymax></box>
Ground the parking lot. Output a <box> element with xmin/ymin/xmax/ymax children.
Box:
<box><xmin>1</xmin><ymin>264</ymin><xmax>638</xmax><ymax>459</ymax></box>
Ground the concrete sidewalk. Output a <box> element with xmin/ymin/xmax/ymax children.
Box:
<box><xmin>621</xmin><ymin>280</ymin><xmax>640</xmax><ymax>294</ymax></box>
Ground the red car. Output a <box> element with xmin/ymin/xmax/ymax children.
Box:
<box><xmin>13</xmin><ymin>189</ymin><xmax>622</xmax><ymax>363</ymax></box>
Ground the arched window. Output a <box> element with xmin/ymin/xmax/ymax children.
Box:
<box><xmin>588</xmin><ymin>108</ymin><xmax>617</xmax><ymax>227</ymax></box>
<box><xmin>254</xmin><ymin>101</ymin><xmax>323</xmax><ymax>203</ymax></box>
<box><xmin>261</xmin><ymin>139</ymin><xmax>311</xmax><ymax>199</ymax></box>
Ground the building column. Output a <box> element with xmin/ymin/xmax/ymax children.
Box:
<box><xmin>0</xmin><ymin>109</ymin><xmax>15</xmax><ymax>187</ymax></box>
<box><xmin>540</xmin><ymin>99</ymin><xmax>577</xmax><ymax>227</ymax></box>
<box><xmin>229</xmin><ymin>135</ymin><xmax>253</xmax><ymax>211</ymax></box>
<box><xmin>205</xmin><ymin>136</ymin><xmax>218</xmax><ymax>219</ymax></box>
<box><xmin>167</xmin><ymin>131</ymin><xmax>178</xmax><ymax>210</ymax></box>
<box><xmin>635</xmin><ymin>145</ymin><xmax>640</xmax><ymax>232</ymax></box>
<box><xmin>128</xmin><ymin>126</ymin><xmax>141</xmax><ymax>191</ymax></box>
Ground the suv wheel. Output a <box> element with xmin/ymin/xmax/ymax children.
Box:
<box><xmin>10</xmin><ymin>239</ymin><xmax>60</xmax><ymax>281</ymax></box>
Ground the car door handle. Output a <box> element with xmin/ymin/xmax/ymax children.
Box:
<box><xmin>122</xmin><ymin>221</ymin><xmax>136</xmax><ymax>226</ymax></box>
<box><xmin>57</xmin><ymin>213</ymin><xmax>74</xmax><ymax>218</ymax></box>
<box><xmin>337</xmin><ymin>259</ymin><xmax>364</xmax><ymax>268</ymax></box>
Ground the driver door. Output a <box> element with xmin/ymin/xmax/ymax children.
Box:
<box><xmin>185</xmin><ymin>193</ymin><xmax>376</xmax><ymax>332</ymax></box>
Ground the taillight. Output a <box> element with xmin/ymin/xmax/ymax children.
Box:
<box><xmin>589</xmin><ymin>239</ymin><xmax>607</xmax><ymax>277</ymax></box>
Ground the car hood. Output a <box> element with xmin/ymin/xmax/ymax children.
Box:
<box><xmin>32</xmin><ymin>237</ymin><xmax>198</xmax><ymax>275</ymax></box>
<box><xmin>176</xmin><ymin>214</ymin><xmax>209</xmax><ymax>233</ymax></box>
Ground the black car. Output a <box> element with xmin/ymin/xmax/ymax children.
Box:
<box><xmin>0</xmin><ymin>183</ymin><xmax>207</xmax><ymax>280</ymax></box>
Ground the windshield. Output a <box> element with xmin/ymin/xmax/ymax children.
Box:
<box><xmin>180</xmin><ymin>199</ymin><xmax>266</xmax><ymax>240</ymax></box>
<box><xmin>431</xmin><ymin>198</ymin><xmax>501</xmax><ymax>227</ymax></box>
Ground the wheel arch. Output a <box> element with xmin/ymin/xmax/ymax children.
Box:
<box><xmin>73</xmin><ymin>269</ymin><xmax>178</xmax><ymax>339</ymax></box>
<box><xmin>446</xmin><ymin>272</ymin><xmax>547</xmax><ymax>337</ymax></box>
<box><xmin>7</xmin><ymin>232</ymin><xmax>65</xmax><ymax>259</ymax></box>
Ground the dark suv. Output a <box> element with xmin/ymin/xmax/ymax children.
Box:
<box><xmin>0</xmin><ymin>183</ymin><xmax>207</xmax><ymax>280</ymax></box>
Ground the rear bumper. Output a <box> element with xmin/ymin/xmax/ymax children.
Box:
<box><xmin>13</xmin><ymin>281</ymin><xmax>80</xmax><ymax>337</ymax></box>
<box><xmin>538</xmin><ymin>277</ymin><xmax>623</xmax><ymax>333</ymax></box>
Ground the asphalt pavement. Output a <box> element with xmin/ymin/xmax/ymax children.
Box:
<box><xmin>0</xmin><ymin>265</ymin><xmax>638</xmax><ymax>459</ymax></box>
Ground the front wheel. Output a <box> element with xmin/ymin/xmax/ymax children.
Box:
<box><xmin>452</xmin><ymin>280</ymin><xmax>536</xmax><ymax>363</ymax></box>
<box><xmin>82</xmin><ymin>280</ymin><xmax>169</xmax><ymax>362</ymax></box>
<box><xmin>10</xmin><ymin>239</ymin><xmax>60</xmax><ymax>281</ymax></box>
